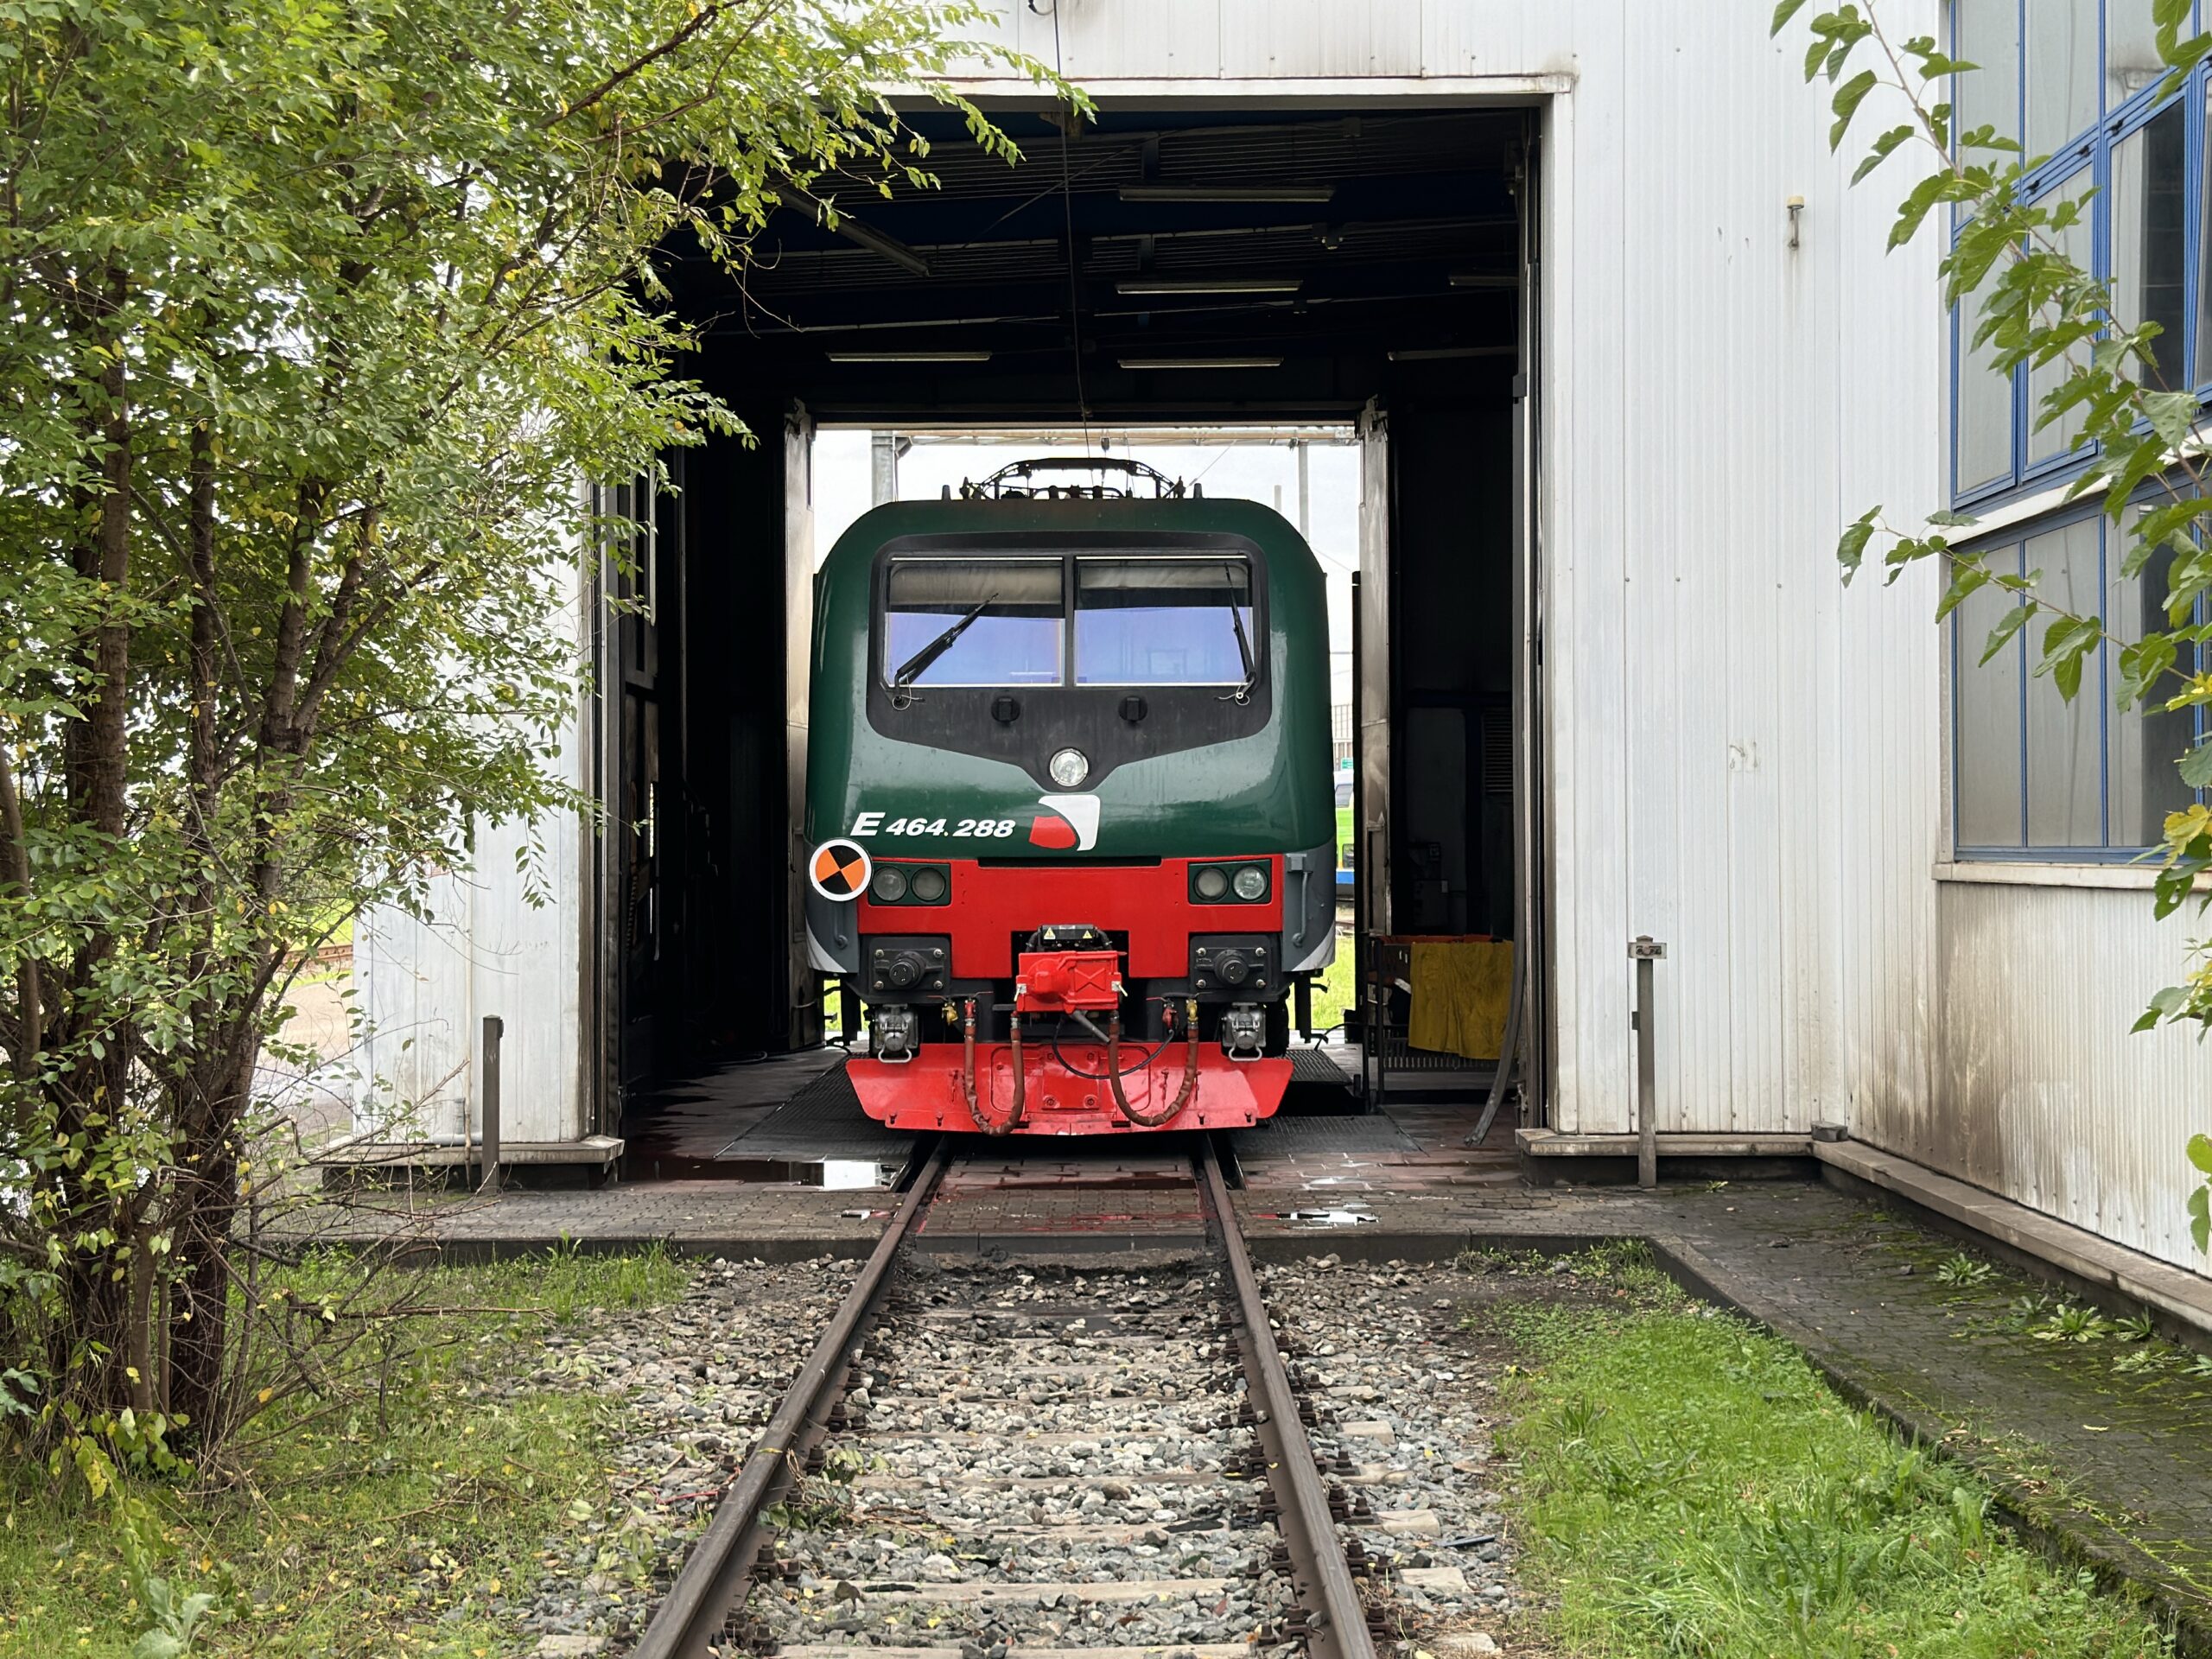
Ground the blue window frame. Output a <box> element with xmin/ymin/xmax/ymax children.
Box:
<box><xmin>1951</xmin><ymin>502</ymin><xmax>2203</xmax><ymax>856</ymax></box>
<box><xmin>1949</xmin><ymin>1</ymin><xmax>2209</xmax><ymax>508</ymax></box>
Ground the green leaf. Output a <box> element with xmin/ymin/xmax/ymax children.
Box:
<box><xmin>1829</xmin><ymin>68</ymin><xmax>1878</xmax><ymax>150</ymax></box>
<box><xmin>2143</xmin><ymin>389</ymin><xmax>2199</xmax><ymax>448</ymax></box>
<box><xmin>1770</xmin><ymin>0</ymin><xmax>1810</xmax><ymax>35</ymax></box>
<box><xmin>1850</xmin><ymin>124</ymin><xmax>1914</xmax><ymax>185</ymax></box>
<box><xmin>2037</xmin><ymin>614</ymin><xmax>2104</xmax><ymax>701</ymax></box>
<box><xmin>1837</xmin><ymin>508</ymin><xmax>1879</xmax><ymax>582</ymax></box>
<box><xmin>2190</xmin><ymin>1185</ymin><xmax>2210</xmax><ymax>1255</ymax></box>
<box><xmin>1935</xmin><ymin>561</ymin><xmax>1990</xmax><ymax>621</ymax></box>
<box><xmin>1926</xmin><ymin>510</ymin><xmax>1981</xmax><ymax>528</ymax></box>
<box><xmin>2182</xmin><ymin>743</ymin><xmax>2212</xmax><ymax>789</ymax></box>
<box><xmin>1979</xmin><ymin>601</ymin><xmax>2035</xmax><ymax>665</ymax></box>
<box><xmin>2115</xmin><ymin>633</ymin><xmax>2178</xmax><ymax>710</ymax></box>
<box><xmin>2188</xmin><ymin>1134</ymin><xmax>2212</xmax><ymax>1177</ymax></box>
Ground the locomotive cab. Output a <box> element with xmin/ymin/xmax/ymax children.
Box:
<box><xmin>804</xmin><ymin>459</ymin><xmax>1336</xmax><ymax>1135</ymax></box>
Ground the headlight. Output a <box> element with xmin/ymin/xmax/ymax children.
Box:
<box><xmin>1048</xmin><ymin>747</ymin><xmax>1090</xmax><ymax>788</ymax></box>
<box><xmin>909</xmin><ymin>866</ymin><xmax>949</xmax><ymax>904</ymax></box>
<box><xmin>1232</xmin><ymin>865</ymin><xmax>1268</xmax><ymax>901</ymax></box>
<box><xmin>1193</xmin><ymin>866</ymin><xmax>1230</xmax><ymax>901</ymax></box>
<box><xmin>869</xmin><ymin>866</ymin><xmax>909</xmax><ymax>903</ymax></box>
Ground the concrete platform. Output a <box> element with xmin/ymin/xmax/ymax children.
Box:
<box><xmin>1517</xmin><ymin>1127</ymin><xmax>1815</xmax><ymax>1158</ymax></box>
<box><xmin>1818</xmin><ymin>1139</ymin><xmax>2212</xmax><ymax>1347</ymax></box>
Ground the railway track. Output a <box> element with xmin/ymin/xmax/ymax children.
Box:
<box><xmin>629</xmin><ymin>1139</ymin><xmax>1389</xmax><ymax>1659</ymax></box>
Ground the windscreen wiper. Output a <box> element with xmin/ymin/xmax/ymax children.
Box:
<box><xmin>1224</xmin><ymin>564</ymin><xmax>1256</xmax><ymax>700</ymax></box>
<box><xmin>893</xmin><ymin>592</ymin><xmax>997</xmax><ymax>688</ymax></box>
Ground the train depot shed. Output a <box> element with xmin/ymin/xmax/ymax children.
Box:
<box><xmin>353</xmin><ymin>1</ymin><xmax>2212</xmax><ymax>1300</ymax></box>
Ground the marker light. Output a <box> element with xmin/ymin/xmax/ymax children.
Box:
<box><xmin>1232</xmin><ymin>866</ymin><xmax>1269</xmax><ymax>901</ymax></box>
<box><xmin>910</xmin><ymin>866</ymin><xmax>949</xmax><ymax>904</ymax></box>
<box><xmin>869</xmin><ymin>867</ymin><xmax>909</xmax><ymax>903</ymax></box>
<box><xmin>1194</xmin><ymin>866</ymin><xmax>1231</xmax><ymax>901</ymax></box>
<box><xmin>1048</xmin><ymin>747</ymin><xmax>1090</xmax><ymax>788</ymax></box>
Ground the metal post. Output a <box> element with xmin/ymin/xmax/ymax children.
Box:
<box><xmin>480</xmin><ymin>1014</ymin><xmax>505</xmax><ymax>1195</ymax></box>
<box><xmin>1629</xmin><ymin>937</ymin><xmax>1665</xmax><ymax>1189</ymax></box>
<box><xmin>869</xmin><ymin>430</ymin><xmax>899</xmax><ymax>505</ymax></box>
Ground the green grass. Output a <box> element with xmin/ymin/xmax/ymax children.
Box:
<box><xmin>0</xmin><ymin>1245</ymin><xmax>688</xmax><ymax>1659</ymax></box>
<box><xmin>1483</xmin><ymin>1255</ymin><xmax>2173</xmax><ymax>1658</ymax></box>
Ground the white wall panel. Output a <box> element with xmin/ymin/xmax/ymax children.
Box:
<box><xmin>1897</xmin><ymin>880</ymin><xmax>2212</xmax><ymax>1272</ymax></box>
<box><xmin>993</xmin><ymin>0</ymin><xmax>1224</xmax><ymax>80</ymax></box>
<box><xmin>1217</xmin><ymin>1</ymin><xmax>1423</xmax><ymax>79</ymax></box>
<box><xmin>357</xmin><ymin>584</ymin><xmax>588</xmax><ymax>1145</ymax></box>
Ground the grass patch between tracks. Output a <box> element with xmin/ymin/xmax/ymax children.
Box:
<box><xmin>1472</xmin><ymin>1247</ymin><xmax>2174</xmax><ymax>1658</ymax></box>
<box><xmin>0</xmin><ymin>1245</ymin><xmax>686</xmax><ymax>1659</ymax></box>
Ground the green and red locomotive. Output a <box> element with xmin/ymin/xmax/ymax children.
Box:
<box><xmin>804</xmin><ymin>460</ymin><xmax>1336</xmax><ymax>1135</ymax></box>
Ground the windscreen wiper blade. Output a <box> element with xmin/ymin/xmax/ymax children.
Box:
<box><xmin>893</xmin><ymin>593</ymin><xmax>997</xmax><ymax>688</ymax></box>
<box><xmin>1224</xmin><ymin>564</ymin><xmax>1256</xmax><ymax>695</ymax></box>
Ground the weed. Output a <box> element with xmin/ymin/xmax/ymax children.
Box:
<box><xmin>2113</xmin><ymin>1344</ymin><xmax>2176</xmax><ymax>1376</ymax></box>
<box><xmin>1935</xmin><ymin>1252</ymin><xmax>1995</xmax><ymax>1287</ymax></box>
<box><xmin>766</xmin><ymin>1445</ymin><xmax>876</xmax><ymax>1533</ymax></box>
<box><xmin>2115</xmin><ymin>1311</ymin><xmax>2158</xmax><ymax>1344</ymax></box>
<box><xmin>2032</xmin><ymin>1303</ymin><xmax>2115</xmax><ymax>1344</ymax></box>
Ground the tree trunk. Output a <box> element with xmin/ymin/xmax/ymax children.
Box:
<box><xmin>166</xmin><ymin>1040</ymin><xmax>254</xmax><ymax>1441</ymax></box>
<box><xmin>45</xmin><ymin>265</ymin><xmax>139</xmax><ymax>1412</ymax></box>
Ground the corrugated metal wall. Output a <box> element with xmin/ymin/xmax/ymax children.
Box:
<box><xmin>354</xmin><ymin>599</ymin><xmax>588</xmax><ymax>1145</ymax></box>
<box><xmin>1906</xmin><ymin>879</ymin><xmax>2212</xmax><ymax>1271</ymax></box>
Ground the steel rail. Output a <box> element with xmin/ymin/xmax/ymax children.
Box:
<box><xmin>631</xmin><ymin>1140</ymin><xmax>949</xmax><ymax>1659</ymax></box>
<box><xmin>1196</xmin><ymin>1141</ymin><xmax>1379</xmax><ymax>1659</ymax></box>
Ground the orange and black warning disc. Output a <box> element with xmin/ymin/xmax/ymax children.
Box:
<box><xmin>808</xmin><ymin>837</ymin><xmax>873</xmax><ymax>902</ymax></box>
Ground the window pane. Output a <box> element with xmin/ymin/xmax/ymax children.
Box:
<box><xmin>2198</xmin><ymin>85</ymin><xmax>2212</xmax><ymax>385</ymax></box>
<box><xmin>2107</xmin><ymin>512</ymin><xmax>2198</xmax><ymax>844</ymax></box>
<box><xmin>1957</xmin><ymin>547</ymin><xmax>2025</xmax><ymax>847</ymax></box>
<box><xmin>1956</xmin><ymin>289</ymin><xmax>2015</xmax><ymax>492</ymax></box>
<box><xmin>2026</xmin><ymin>171</ymin><xmax>2092</xmax><ymax>465</ymax></box>
<box><xmin>1955</xmin><ymin>0</ymin><xmax>2023</xmax><ymax>156</ymax></box>
<box><xmin>2024</xmin><ymin>518</ymin><xmax>2103</xmax><ymax>845</ymax></box>
<box><xmin>2107</xmin><ymin>0</ymin><xmax>2164</xmax><ymax>111</ymax></box>
<box><xmin>1073</xmin><ymin>556</ymin><xmax>1255</xmax><ymax>686</ymax></box>
<box><xmin>2026</xmin><ymin>0</ymin><xmax>2098</xmax><ymax>157</ymax></box>
<box><xmin>2112</xmin><ymin>101</ymin><xmax>2188</xmax><ymax>384</ymax></box>
<box><xmin>883</xmin><ymin>557</ymin><xmax>1063</xmax><ymax>687</ymax></box>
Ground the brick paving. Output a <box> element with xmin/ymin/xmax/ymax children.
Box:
<box><xmin>303</xmin><ymin>1117</ymin><xmax>2212</xmax><ymax>1641</ymax></box>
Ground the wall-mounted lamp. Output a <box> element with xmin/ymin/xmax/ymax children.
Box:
<box><xmin>1787</xmin><ymin>194</ymin><xmax>1805</xmax><ymax>250</ymax></box>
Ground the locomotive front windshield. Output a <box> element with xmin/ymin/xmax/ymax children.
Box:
<box><xmin>883</xmin><ymin>558</ymin><xmax>1063</xmax><ymax>688</ymax></box>
<box><xmin>1074</xmin><ymin>558</ymin><xmax>1254</xmax><ymax>687</ymax></box>
<box><xmin>882</xmin><ymin>550</ymin><xmax>1257</xmax><ymax>690</ymax></box>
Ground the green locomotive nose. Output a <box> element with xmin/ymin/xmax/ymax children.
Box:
<box><xmin>803</xmin><ymin>475</ymin><xmax>1337</xmax><ymax>1135</ymax></box>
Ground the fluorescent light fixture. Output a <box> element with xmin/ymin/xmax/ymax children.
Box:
<box><xmin>824</xmin><ymin>350</ymin><xmax>993</xmax><ymax>364</ymax></box>
<box><xmin>1119</xmin><ymin>183</ymin><xmax>1337</xmax><ymax>204</ymax></box>
<box><xmin>1116</xmin><ymin>355</ymin><xmax>1285</xmax><ymax>371</ymax></box>
<box><xmin>1114</xmin><ymin>275</ymin><xmax>1303</xmax><ymax>296</ymax></box>
<box><xmin>1448</xmin><ymin>270</ymin><xmax>1516</xmax><ymax>289</ymax></box>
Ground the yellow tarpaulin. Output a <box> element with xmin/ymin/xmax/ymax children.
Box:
<box><xmin>1406</xmin><ymin>938</ymin><xmax>1515</xmax><ymax>1061</ymax></box>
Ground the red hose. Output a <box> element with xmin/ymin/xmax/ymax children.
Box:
<box><xmin>961</xmin><ymin>997</ymin><xmax>1025</xmax><ymax>1135</ymax></box>
<box><xmin>1109</xmin><ymin>999</ymin><xmax>1200</xmax><ymax>1128</ymax></box>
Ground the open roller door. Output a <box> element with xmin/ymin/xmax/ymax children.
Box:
<box><xmin>582</xmin><ymin>102</ymin><xmax>1547</xmax><ymax>1145</ymax></box>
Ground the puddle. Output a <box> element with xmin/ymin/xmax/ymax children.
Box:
<box><xmin>700</xmin><ymin>1157</ymin><xmax>905</xmax><ymax>1188</ymax></box>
